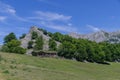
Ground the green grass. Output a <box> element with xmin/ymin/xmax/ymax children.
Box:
<box><xmin>0</xmin><ymin>52</ymin><xmax>119</xmax><ymax>80</ymax></box>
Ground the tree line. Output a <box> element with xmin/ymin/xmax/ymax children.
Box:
<box><xmin>50</xmin><ymin>32</ymin><xmax>120</xmax><ymax>63</ymax></box>
<box><xmin>1</xmin><ymin>29</ymin><xmax>120</xmax><ymax>64</ymax></box>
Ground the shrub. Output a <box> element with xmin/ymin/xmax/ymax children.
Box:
<box><xmin>4</xmin><ymin>32</ymin><xmax>17</xmax><ymax>43</ymax></box>
<box><xmin>49</xmin><ymin>39</ymin><xmax>57</xmax><ymax>51</ymax></box>
<box><xmin>19</xmin><ymin>34</ymin><xmax>26</xmax><ymax>39</ymax></box>
<box><xmin>34</xmin><ymin>36</ymin><xmax>44</xmax><ymax>50</ymax></box>
<box><xmin>31</xmin><ymin>31</ymin><xmax>38</xmax><ymax>39</ymax></box>
<box><xmin>27</xmin><ymin>41</ymin><xmax>33</xmax><ymax>49</ymax></box>
<box><xmin>2</xmin><ymin>40</ymin><xmax>26</xmax><ymax>54</ymax></box>
<box><xmin>2</xmin><ymin>70</ymin><xmax>9</xmax><ymax>74</ymax></box>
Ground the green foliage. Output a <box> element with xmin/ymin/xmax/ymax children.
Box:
<box><xmin>27</xmin><ymin>41</ymin><xmax>33</xmax><ymax>49</ymax></box>
<box><xmin>52</xmin><ymin>32</ymin><xmax>63</xmax><ymax>42</ymax></box>
<box><xmin>48</xmin><ymin>32</ymin><xmax>53</xmax><ymax>37</ymax></box>
<box><xmin>57</xmin><ymin>33</ymin><xmax>120</xmax><ymax>63</ymax></box>
<box><xmin>3</xmin><ymin>29</ymin><xmax>120</xmax><ymax>63</ymax></box>
<box><xmin>2</xmin><ymin>40</ymin><xmax>26</xmax><ymax>54</ymax></box>
<box><xmin>34</xmin><ymin>36</ymin><xmax>44</xmax><ymax>50</ymax></box>
<box><xmin>4</xmin><ymin>32</ymin><xmax>17</xmax><ymax>43</ymax></box>
<box><xmin>19</xmin><ymin>34</ymin><xmax>26</xmax><ymax>39</ymax></box>
<box><xmin>38</xmin><ymin>28</ymin><xmax>48</xmax><ymax>35</ymax></box>
<box><xmin>58</xmin><ymin>41</ymin><xmax>76</xmax><ymax>59</ymax></box>
<box><xmin>49</xmin><ymin>39</ymin><xmax>57</xmax><ymax>51</ymax></box>
<box><xmin>2</xmin><ymin>70</ymin><xmax>9</xmax><ymax>74</ymax></box>
<box><xmin>31</xmin><ymin>31</ymin><xmax>38</xmax><ymax>39</ymax></box>
<box><xmin>0</xmin><ymin>52</ymin><xmax>120</xmax><ymax>80</ymax></box>
<box><xmin>74</xmin><ymin>45</ymin><xmax>87</xmax><ymax>61</ymax></box>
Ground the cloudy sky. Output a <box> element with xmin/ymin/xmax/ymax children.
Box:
<box><xmin>0</xmin><ymin>0</ymin><xmax>120</xmax><ymax>44</ymax></box>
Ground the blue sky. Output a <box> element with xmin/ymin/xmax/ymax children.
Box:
<box><xmin>0</xmin><ymin>0</ymin><xmax>120</xmax><ymax>44</ymax></box>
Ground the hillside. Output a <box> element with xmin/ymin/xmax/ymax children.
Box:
<box><xmin>20</xmin><ymin>26</ymin><xmax>60</xmax><ymax>54</ymax></box>
<box><xmin>2</xmin><ymin>26</ymin><xmax>120</xmax><ymax>63</ymax></box>
<box><xmin>0</xmin><ymin>52</ymin><xmax>119</xmax><ymax>80</ymax></box>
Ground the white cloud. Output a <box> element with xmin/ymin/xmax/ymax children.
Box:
<box><xmin>27</xmin><ymin>11</ymin><xmax>77</xmax><ymax>32</ymax></box>
<box><xmin>0</xmin><ymin>1</ymin><xmax>16</xmax><ymax>15</ymax></box>
<box><xmin>29</xmin><ymin>11</ymin><xmax>72</xmax><ymax>21</ymax></box>
<box><xmin>87</xmin><ymin>24</ymin><xmax>101</xmax><ymax>32</ymax></box>
<box><xmin>0</xmin><ymin>1</ymin><xmax>77</xmax><ymax>33</ymax></box>
<box><xmin>0</xmin><ymin>16</ymin><xmax>6</xmax><ymax>22</ymax></box>
<box><xmin>40</xmin><ymin>21</ymin><xmax>77</xmax><ymax>32</ymax></box>
<box><xmin>0</xmin><ymin>1</ymin><xmax>27</xmax><ymax>22</ymax></box>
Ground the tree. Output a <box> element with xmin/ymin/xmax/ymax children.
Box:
<box><xmin>4</xmin><ymin>32</ymin><xmax>17</xmax><ymax>43</ymax></box>
<box><xmin>27</xmin><ymin>41</ymin><xmax>33</xmax><ymax>49</ymax></box>
<box><xmin>48</xmin><ymin>32</ymin><xmax>53</xmax><ymax>37</ymax></box>
<box><xmin>38</xmin><ymin>28</ymin><xmax>48</xmax><ymax>35</ymax></box>
<box><xmin>34</xmin><ymin>36</ymin><xmax>44</xmax><ymax>50</ymax></box>
<box><xmin>31</xmin><ymin>31</ymin><xmax>38</xmax><ymax>39</ymax></box>
<box><xmin>49</xmin><ymin>39</ymin><xmax>57</xmax><ymax>51</ymax></box>
<box><xmin>2</xmin><ymin>40</ymin><xmax>26</xmax><ymax>54</ymax></box>
<box><xmin>58</xmin><ymin>41</ymin><xmax>76</xmax><ymax>59</ymax></box>
<box><xmin>74</xmin><ymin>45</ymin><xmax>87</xmax><ymax>61</ymax></box>
<box><xmin>19</xmin><ymin>34</ymin><xmax>26</xmax><ymax>39</ymax></box>
<box><xmin>52</xmin><ymin>32</ymin><xmax>63</xmax><ymax>42</ymax></box>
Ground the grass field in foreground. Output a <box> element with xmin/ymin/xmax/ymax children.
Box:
<box><xmin>0</xmin><ymin>52</ymin><xmax>120</xmax><ymax>80</ymax></box>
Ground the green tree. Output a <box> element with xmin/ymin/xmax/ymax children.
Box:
<box><xmin>31</xmin><ymin>31</ymin><xmax>38</xmax><ymax>39</ymax></box>
<box><xmin>38</xmin><ymin>28</ymin><xmax>48</xmax><ymax>35</ymax></box>
<box><xmin>49</xmin><ymin>39</ymin><xmax>57</xmax><ymax>51</ymax></box>
<box><xmin>19</xmin><ymin>34</ymin><xmax>26</xmax><ymax>39</ymax></box>
<box><xmin>2</xmin><ymin>40</ymin><xmax>26</xmax><ymax>54</ymax></box>
<box><xmin>34</xmin><ymin>36</ymin><xmax>44</xmax><ymax>50</ymax></box>
<box><xmin>27</xmin><ymin>41</ymin><xmax>33</xmax><ymax>49</ymax></box>
<box><xmin>48</xmin><ymin>32</ymin><xmax>53</xmax><ymax>37</ymax></box>
<box><xmin>58</xmin><ymin>41</ymin><xmax>76</xmax><ymax>59</ymax></box>
<box><xmin>52</xmin><ymin>32</ymin><xmax>63</xmax><ymax>42</ymax></box>
<box><xmin>4</xmin><ymin>32</ymin><xmax>17</xmax><ymax>43</ymax></box>
<box><xmin>74</xmin><ymin>45</ymin><xmax>87</xmax><ymax>62</ymax></box>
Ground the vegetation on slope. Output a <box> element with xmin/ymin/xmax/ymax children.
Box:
<box><xmin>1</xmin><ymin>33</ymin><xmax>26</xmax><ymax>54</ymax></box>
<box><xmin>1</xmin><ymin>27</ymin><xmax>120</xmax><ymax>64</ymax></box>
<box><xmin>0</xmin><ymin>52</ymin><xmax>120</xmax><ymax>80</ymax></box>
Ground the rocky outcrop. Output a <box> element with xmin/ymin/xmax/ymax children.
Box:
<box><xmin>69</xmin><ymin>30</ymin><xmax>120</xmax><ymax>43</ymax></box>
<box><xmin>20</xmin><ymin>26</ymin><xmax>50</xmax><ymax>51</ymax></box>
<box><xmin>20</xmin><ymin>26</ymin><xmax>61</xmax><ymax>55</ymax></box>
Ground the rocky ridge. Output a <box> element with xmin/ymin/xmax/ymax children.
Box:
<box><xmin>69</xmin><ymin>30</ymin><xmax>120</xmax><ymax>43</ymax></box>
<box><xmin>20</xmin><ymin>27</ymin><xmax>51</xmax><ymax>54</ymax></box>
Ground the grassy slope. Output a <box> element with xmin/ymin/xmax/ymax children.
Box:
<box><xmin>0</xmin><ymin>52</ymin><xmax>120</xmax><ymax>80</ymax></box>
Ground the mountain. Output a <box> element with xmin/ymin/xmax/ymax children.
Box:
<box><xmin>20</xmin><ymin>26</ymin><xmax>120</xmax><ymax>55</ymax></box>
<box><xmin>69</xmin><ymin>30</ymin><xmax>120</xmax><ymax>43</ymax></box>
<box><xmin>21</xmin><ymin>27</ymin><xmax>50</xmax><ymax>50</ymax></box>
<box><xmin>3</xmin><ymin>26</ymin><xmax>120</xmax><ymax>63</ymax></box>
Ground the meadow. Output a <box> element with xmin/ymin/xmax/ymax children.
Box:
<box><xmin>0</xmin><ymin>52</ymin><xmax>119</xmax><ymax>80</ymax></box>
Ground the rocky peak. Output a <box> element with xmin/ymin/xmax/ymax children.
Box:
<box><xmin>20</xmin><ymin>26</ymin><xmax>61</xmax><ymax>54</ymax></box>
<box><xmin>29</xmin><ymin>26</ymin><xmax>38</xmax><ymax>33</ymax></box>
<box><xmin>20</xmin><ymin>26</ymin><xmax>50</xmax><ymax>53</ymax></box>
<box><xmin>69</xmin><ymin>30</ymin><xmax>120</xmax><ymax>43</ymax></box>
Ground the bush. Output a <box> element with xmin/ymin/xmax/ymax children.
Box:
<box><xmin>38</xmin><ymin>28</ymin><xmax>48</xmax><ymax>35</ymax></box>
<box><xmin>34</xmin><ymin>36</ymin><xmax>44</xmax><ymax>50</ymax></box>
<box><xmin>31</xmin><ymin>51</ymin><xmax>38</xmax><ymax>56</ymax></box>
<box><xmin>4</xmin><ymin>32</ymin><xmax>17</xmax><ymax>43</ymax></box>
<box><xmin>27</xmin><ymin>41</ymin><xmax>33</xmax><ymax>49</ymax></box>
<box><xmin>2</xmin><ymin>40</ymin><xmax>26</xmax><ymax>54</ymax></box>
<box><xmin>31</xmin><ymin>31</ymin><xmax>38</xmax><ymax>39</ymax></box>
<box><xmin>2</xmin><ymin>70</ymin><xmax>9</xmax><ymax>74</ymax></box>
<box><xmin>49</xmin><ymin>39</ymin><xmax>57</xmax><ymax>51</ymax></box>
<box><xmin>19</xmin><ymin>34</ymin><xmax>26</xmax><ymax>39</ymax></box>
